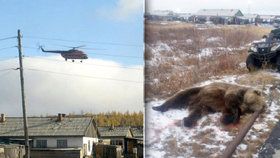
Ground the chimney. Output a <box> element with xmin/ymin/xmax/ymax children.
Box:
<box><xmin>0</xmin><ymin>114</ymin><xmax>6</xmax><ymax>123</ymax></box>
<box><xmin>57</xmin><ymin>113</ymin><xmax>66</xmax><ymax>122</ymax></box>
<box><xmin>110</xmin><ymin>124</ymin><xmax>115</xmax><ymax>130</ymax></box>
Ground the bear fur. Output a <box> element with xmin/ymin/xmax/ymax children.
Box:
<box><xmin>152</xmin><ymin>82</ymin><xmax>265</xmax><ymax>127</ymax></box>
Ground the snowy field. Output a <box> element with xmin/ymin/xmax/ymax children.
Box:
<box><xmin>145</xmin><ymin>22</ymin><xmax>279</xmax><ymax>157</ymax></box>
<box><xmin>145</xmin><ymin>72</ymin><xmax>280</xmax><ymax>158</ymax></box>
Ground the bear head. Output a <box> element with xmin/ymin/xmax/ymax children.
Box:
<box><xmin>240</xmin><ymin>88</ymin><xmax>266</xmax><ymax>113</ymax></box>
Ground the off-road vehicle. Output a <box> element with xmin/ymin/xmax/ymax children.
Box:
<box><xmin>246</xmin><ymin>28</ymin><xmax>280</xmax><ymax>72</ymax></box>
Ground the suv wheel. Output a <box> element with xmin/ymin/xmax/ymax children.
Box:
<box><xmin>276</xmin><ymin>55</ymin><xmax>280</xmax><ymax>72</ymax></box>
<box><xmin>246</xmin><ymin>54</ymin><xmax>261</xmax><ymax>72</ymax></box>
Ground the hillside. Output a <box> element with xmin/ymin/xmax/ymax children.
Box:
<box><xmin>145</xmin><ymin>21</ymin><xmax>279</xmax><ymax>157</ymax></box>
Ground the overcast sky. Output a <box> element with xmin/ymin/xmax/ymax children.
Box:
<box><xmin>0</xmin><ymin>0</ymin><xmax>143</xmax><ymax>65</ymax></box>
<box><xmin>146</xmin><ymin>0</ymin><xmax>280</xmax><ymax>15</ymax></box>
<box><xmin>0</xmin><ymin>57</ymin><xmax>143</xmax><ymax>116</ymax></box>
<box><xmin>0</xmin><ymin>0</ymin><xmax>144</xmax><ymax>116</ymax></box>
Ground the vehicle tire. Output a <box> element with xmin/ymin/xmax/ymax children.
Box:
<box><xmin>246</xmin><ymin>54</ymin><xmax>261</xmax><ymax>72</ymax></box>
<box><xmin>276</xmin><ymin>54</ymin><xmax>280</xmax><ymax>72</ymax></box>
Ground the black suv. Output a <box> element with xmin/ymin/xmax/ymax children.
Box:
<box><xmin>246</xmin><ymin>28</ymin><xmax>280</xmax><ymax>72</ymax></box>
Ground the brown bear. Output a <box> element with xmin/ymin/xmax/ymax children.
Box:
<box><xmin>152</xmin><ymin>82</ymin><xmax>265</xmax><ymax>127</ymax></box>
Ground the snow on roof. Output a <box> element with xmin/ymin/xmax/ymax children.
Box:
<box><xmin>259</xmin><ymin>15</ymin><xmax>276</xmax><ymax>19</ymax></box>
<box><xmin>243</xmin><ymin>14</ymin><xmax>259</xmax><ymax>19</ymax></box>
<box><xmin>147</xmin><ymin>10</ymin><xmax>174</xmax><ymax>16</ymax></box>
<box><xmin>196</xmin><ymin>9</ymin><xmax>243</xmax><ymax>17</ymax></box>
<box><xmin>176</xmin><ymin>13</ymin><xmax>192</xmax><ymax>18</ymax></box>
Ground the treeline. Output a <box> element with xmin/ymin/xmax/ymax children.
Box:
<box><xmin>87</xmin><ymin>111</ymin><xmax>143</xmax><ymax>126</ymax></box>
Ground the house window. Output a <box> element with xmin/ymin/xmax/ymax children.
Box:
<box><xmin>111</xmin><ymin>140</ymin><xmax>123</xmax><ymax>146</ymax></box>
<box><xmin>36</xmin><ymin>140</ymin><xmax>47</xmax><ymax>148</ymax></box>
<box><xmin>57</xmin><ymin>140</ymin><xmax>68</xmax><ymax>148</ymax></box>
<box><xmin>111</xmin><ymin>140</ymin><xmax>115</xmax><ymax>145</ymax></box>
<box><xmin>88</xmin><ymin>140</ymin><xmax>91</xmax><ymax>151</ymax></box>
<box><xmin>117</xmin><ymin>140</ymin><xmax>123</xmax><ymax>146</ymax></box>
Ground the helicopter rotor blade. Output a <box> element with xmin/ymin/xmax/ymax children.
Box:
<box><xmin>50</xmin><ymin>44</ymin><xmax>86</xmax><ymax>49</ymax></box>
<box><xmin>43</xmin><ymin>44</ymin><xmax>105</xmax><ymax>50</ymax></box>
<box><xmin>80</xmin><ymin>47</ymin><xmax>107</xmax><ymax>50</ymax></box>
<box><xmin>72</xmin><ymin>45</ymin><xmax>86</xmax><ymax>49</ymax></box>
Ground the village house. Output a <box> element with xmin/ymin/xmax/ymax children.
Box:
<box><xmin>243</xmin><ymin>14</ymin><xmax>260</xmax><ymax>24</ymax></box>
<box><xmin>193</xmin><ymin>9</ymin><xmax>244</xmax><ymax>24</ymax></box>
<box><xmin>130</xmin><ymin>126</ymin><xmax>143</xmax><ymax>140</ymax></box>
<box><xmin>145</xmin><ymin>10</ymin><xmax>176</xmax><ymax>21</ymax></box>
<box><xmin>258</xmin><ymin>15</ymin><xmax>276</xmax><ymax>24</ymax></box>
<box><xmin>0</xmin><ymin>113</ymin><xmax>99</xmax><ymax>158</ymax></box>
<box><xmin>97</xmin><ymin>126</ymin><xmax>133</xmax><ymax>148</ymax></box>
<box><xmin>97</xmin><ymin>126</ymin><xmax>144</xmax><ymax>157</ymax></box>
<box><xmin>124</xmin><ymin>127</ymin><xmax>143</xmax><ymax>158</ymax></box>
<box><xmin>175</xmin><ymin>13</ymin><xmax>192</xmax><ymax>22</ymax></box>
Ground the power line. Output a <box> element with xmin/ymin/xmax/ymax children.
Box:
<box><xmin>25</xmin><ymin>68</ymin><xmax>143</xmax><ymax>84</ymax></box>
<box><xmin>23</xmin><ymin>57</ymin><xmax>143</xmax><ymax>71</ymax></box>
<box><xmin>0</xmin><ymin>46</ymin><xmax>16</xmax><ymax>52</ymax></box>
<box><xmin>24</xmin><ymin>35</ymin><xmax>143</xmax><ymax>47</ymax></box>
<box><xmin>22</xmin><ymin>46</ymin><xmax>38</xmax><ymax>50</ymax></box>
<box><xmin>0</xmin><ymin>57</ymin><xmax>18</xmax><ymax>62</ymax></box>
<box><xmin>0</xmin><ymin>68</ymin><xmax>13</xmax><ymax>72</ymax></box>
<box><xmin>0</xmin><ymin>36</ymin><xmax>17</xmax><ymax>41</ymax></box>
<box><xmin>87</xmin><ymin>52</ymin><xmax>142</xmax><ymax>59</ymax></box>
<box><xmin>0</xmin><ymin>69</ymin><xmax>12</xmax><ymax>77</ymax></box>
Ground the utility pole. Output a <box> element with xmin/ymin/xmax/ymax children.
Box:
<box><xmin>17</xmin><ymin>29</ymin><xmax>30</xmax><ymax>158</ymax></box>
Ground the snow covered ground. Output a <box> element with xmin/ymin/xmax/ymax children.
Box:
<box><xmin>145</xmin><ymin>22</ymin><xmax>277</xmax><ymax>157</ymax></box>
<box><xmin>145</xmin><ymin>72</ymin><xmax>280</xmax><ymax>158</ymax></box>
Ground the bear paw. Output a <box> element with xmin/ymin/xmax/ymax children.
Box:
<box><xmin>222</xmin><ymin>114</ymin><xmax>239</xmax><ymax>125</ymax></box>
<box><xmin>182</xmin><ymin>117</ymin><xmax>196</xmax><ymax>128</ymax></box>
<box><xmin>152</xmin><ymin>106</ymin><xmax>167</xmax><ymax>112</ymax></box>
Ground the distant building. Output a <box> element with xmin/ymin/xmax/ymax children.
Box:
<box><xmin>0</xmin><ymin>114</ymin><xmax>99</xmax><ymax>158</ymax></box>
<box><xmin>130</xmin><ymin>126</ymin><xmax>143</xmax><ymax>140</ymax></box>
<box><xmin>145</xmin><ymin>10</ymin><xmax>176</xmax><ymax>21</ymax></box>
<box><xmin>175</xmin><ymin>13</ymin><xmax>192</xmax><ymax>22</ymax></box>
<box><xmin>124</xmin><ymin>137</ymin><xmax>143</xmax><ymax>158</ymax></box>
<box><xmin>194</xmin><ymin>9</ymin><xmax>244</xmax><ymax>24</ymax></box>
<box><xmin>98</xmin><ymin>126</ymin><xmax>143</xmax><ymax>158</ymax></box>
<box><xmin>243</xmin><ymin>14</ymin><xmax>260</xmax><ymax>24</ymax></box>
<box><xmin>259</xmin><ymin>15</ymin><xmax>276</xmax><ymax>24</ymax></box>
<box><xmin>97</xmin><ymin>126</ymin><xmax>133</xmax><ymax>149</ymax></box>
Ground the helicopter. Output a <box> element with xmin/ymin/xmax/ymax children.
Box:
<box><xmin>40</xmin><ymin>45</ymin><xmax>88</xmax><ymax>62</ymax></box>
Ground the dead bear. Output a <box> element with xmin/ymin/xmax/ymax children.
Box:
<box><xmin>152</xmin><ymin>82</ymin><xmax>265</xmax><ymax>127</ymax></box>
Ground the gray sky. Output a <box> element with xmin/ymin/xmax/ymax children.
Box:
<box><xmin>0</xmin><ymin>57</ymin><xmax>143</xmax><ymax>116</ymax></box>
<box><xmin>146</xmin><ymin>0</ymin><xmax>280</xmax><ymax>15</ymax></box>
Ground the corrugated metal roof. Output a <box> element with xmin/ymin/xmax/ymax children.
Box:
<box><xmin>196</xmin><ymin>9</ymin><xmax>243</xmax><ymax>17</ymax></box>
<box><xmin>97</xmin><ymin>126</ymin><xmax>130</xmax><ymax>137</ymax></box>
<box><xmin>0</xmin><ymin>117</ymin><xmax>93</xmax><ymax>137</ymax></box>
<box><xmin>130</xmin><ymin>127</ymin><xmax>143</xmax><ymax>138</ymax></box>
